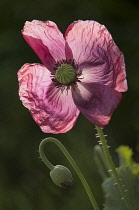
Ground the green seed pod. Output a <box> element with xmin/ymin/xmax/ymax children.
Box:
<box><xmin>50</xmin><ymin>165</ymin><xmax>74</xmax><ymax>189</ymax></box>
<box><xmin>55</xmin><ymin>64</ymin><xmax>76</xmax><ymax>85</ymax></box>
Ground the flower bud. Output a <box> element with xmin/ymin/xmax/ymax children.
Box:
<box><xmin>50</xmin><ymin>165</ymin><xmax>74</xmax><ymax>189</ymax></box>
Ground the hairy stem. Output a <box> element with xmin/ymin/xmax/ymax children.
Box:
<box><xmin>95</xmin><ymin>126</ymin><xmax>132</xmax><ymax>210</ymax></box>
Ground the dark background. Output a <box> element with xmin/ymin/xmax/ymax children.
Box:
<box><xmin>0</xmin><ymin>0</ymin><xmax>139</xmax><ymax>209</ymax></box>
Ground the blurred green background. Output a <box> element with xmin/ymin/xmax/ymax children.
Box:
<box><xmin>0</xmin><ymin>0</ymin><xmax>139</xmax><ymax>209</ymax></box>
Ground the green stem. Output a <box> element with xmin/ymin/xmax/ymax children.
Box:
<box><xmin>39</xmin><ymin>138</ymin><xmax>54</xmax><ymax>171</ymax></box>
<box><xmin>95</xmin><ymin>126</ymin><xmax>132</xmax><ymax>210</ymax></box>
<box><xmin>39</xmin><ymin>137</ymin><xmax>99</xmax><ymax>210</ymax></box>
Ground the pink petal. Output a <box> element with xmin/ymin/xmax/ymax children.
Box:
<box><xmin>18</xmin><ymin>63</ymin><xmax>80</xmax><ymax>133</ymax></box>
<box><xmin>22</xmin><ymin>20</ymin><xmax>66</xmax><ymax>71</ymax></box>
<box><xmin>72</xmin><ymin>82</ymin><xmax>122</xmax><ymax>127</ymax></box>
<box><xmin>65</xmin><ymin>20</ymin><xmax>127</xmax><ymax>92</ymax></box>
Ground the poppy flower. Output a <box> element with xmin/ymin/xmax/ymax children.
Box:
<box><xmin>18</xmin><ymin>20</ymin><xmax>127</xmax><ymax>134</ymax></box>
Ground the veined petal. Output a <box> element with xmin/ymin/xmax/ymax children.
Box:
<box><xmin>22</xmin><ymin>20</ymin><xmax>66</xmax><ymax>71</ymax></box>
<box><xmin>65</xmin><ymin>20</ymin><xmax>127</xmax><ymax>92</ymax></box>
<box><xmin>72</xmin><ymin>82</ymin><xmax>122</xmax><ymax>127</ymax></box>
<box><xmin>18</xmin><ymin>64</ymin><xmax>79</xmax><ymax>134</ymax></box>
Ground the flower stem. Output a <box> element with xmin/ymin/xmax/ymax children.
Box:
<box><xmin>95</xmin><ymin>126</ymin><xmax>132</xmax><ymax>210</ymax></box>
<box><xmin>39</xmin><ymin>137</ymin><xmax>99</xmax><ymax>210</ymax></box>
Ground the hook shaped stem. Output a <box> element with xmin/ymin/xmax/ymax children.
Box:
<box><xmin>39</xmin><ymin>137</ymin><xmax>99</xmax><ymax>210</ymax></box>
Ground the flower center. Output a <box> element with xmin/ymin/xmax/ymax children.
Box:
<box><xmin>55</xmin><ymin>64</ymin><xmax>76</xmax><ymax>85</ymax></box>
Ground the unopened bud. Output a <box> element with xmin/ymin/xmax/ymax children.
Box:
<box><xmin>50</xmin><ymin>165</ymin><xmax>74</xmax><ymax>189</ymax></box>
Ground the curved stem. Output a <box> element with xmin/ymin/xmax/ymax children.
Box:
<box><xmin>39</xmin><ymin>138</ymin><xmax>54</xmax><ymax>171</ymax></box>
<box><xmin>95</xmin><ymin>126</ymin><xmax>132</xmax><ymax>210</ymax></box>
<box><xmin>39</xmin><ymin>137</ymin><xmax>99</xmax><ymax>210</ymax></box>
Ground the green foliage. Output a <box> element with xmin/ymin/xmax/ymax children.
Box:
<box><xmin>117</xmin><ymin>146</ymin><xmax>139</xmax><ymax>176</ymax></box>
<box><xmin>102</xmin><ymin>146</ymin><xmax>139</xmax><ymax>210</ymax></box>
